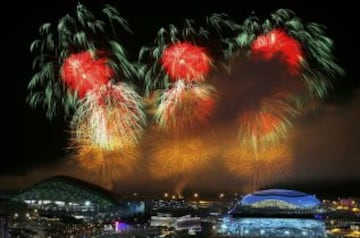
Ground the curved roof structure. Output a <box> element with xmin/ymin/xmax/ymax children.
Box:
<box><xmin>9</xmin><ymin>176</ymin><xmax>118</xmax><ymax>211</ymax></box>
<box><xmin>240</xmin><ymin>189</ymin><xmax>321</xmax><ymax>209</ymax></box>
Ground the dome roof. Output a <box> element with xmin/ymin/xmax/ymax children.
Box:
<box><xmin>9</xmin><ymin>175</ymin><xmax>118</xmax><ymax>210</ymax></box>
<box><xmin>240</xmin><ymin>189</ymin><xmax>321</xmax><ymax>209</ymax></box>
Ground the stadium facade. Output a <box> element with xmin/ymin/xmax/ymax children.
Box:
<box><xmin>240</xmin><ymin>189</ymin><xmax>321</xmax><ymax>209</ymax></box>
<box><xmin>218</xmin><ymin>189</ymin><xmax>326</xmax><ymax>238</ymax></box>
<box><xmin>2</xmin><ymin>176</ymin><xmax>145</xmax><ymax>237</ymax></box>
<box><xmin>9</xmin><ymin>176</ymin><xmax>119</xmax><ymax>214</ymax></box>
<box><xmin>7</xmin><ymin>176</ymin><xmax>144</xmax><ymax>221</ymax></box>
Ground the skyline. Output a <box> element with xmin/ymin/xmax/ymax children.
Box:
<box><xmin>2</xmin><ymin>1</ymin><xmax>359</xmax><ymax>196</ymax></box>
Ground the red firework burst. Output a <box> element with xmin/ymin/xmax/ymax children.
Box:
<box><xmin>251</xmin><ymin>29</ymin><xmax>303</xmax><ymax>75</ymax></box>
<box><xmin>155</xmin><ymin>81</ymin><xmax>217</xmax><ymax>135</ymax></box>
<box><xmin>61</xmin><ymin>51</ymin><xmax>114</xmax><ymax>98</ymax></box>
<box><xmin>240</xmin><ymin>111</ymin><xmax>280</xmax><ymax>138</ymax></box>
<box><xmin>161</xmin><ymin>42</ymin><xmax>211</xmax><ymax>82</ymax></box>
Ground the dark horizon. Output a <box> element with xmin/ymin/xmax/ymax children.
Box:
<box><xmin>1</xmin><ymin>173</ymin><xmax>359</xmax><ymax>201</ymax></box>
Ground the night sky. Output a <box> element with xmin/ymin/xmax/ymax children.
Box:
<box><xmin>1</xmin><ymin>1</ymin><xmax>359</xmax><ymax>197</ymax></box>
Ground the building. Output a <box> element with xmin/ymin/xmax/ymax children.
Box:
<box><xmin>9</xmin><ymin>175</ymin><xmax>120</xmax><ymax>215</ymax></box>
<box><xmin>217</xmin><ymin>189</ymin><xmax>326</xmax><ymax>238</ymax></box>
<box><xmin>230</xmin><ymin>188</ymin><xmax>323</xmax><ymax>217</ymax></box>
<box><xmin>240</xmin><ymin>189</ymin><xmax>321</xmax><ymax>209</ymax></box>
<box><xmin>3</xmin><ymin>176</ymin><xmax>146</xmax><ymax>237</ymax></box>
<box><xmin>150</xmin><ymin>213</ymin><xmax>201</xmax><ymax>235</ymax></box>
<box><xmin>0</xmin><ymin>198</ymin><xmax>9</xmax><ymax>238</ymax></box>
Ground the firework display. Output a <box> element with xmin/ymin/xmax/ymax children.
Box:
<box><xmin>222</xmin><ymin>9</ymin><xmax>344</xmax><ymax>99</ymax></box>
<box><xmin>60</xmin><ymin>51</ymin><xmax>114</xmax><ymax>98</ymax></box>
<box><xmin>236</xmin><ymin>94</ymin><xmax>300</xmax><ymax>149</ymax></box>
<box><xmin>251</xmin><ymin>29</ymin><xmax>303</xmax><ymax>76</ymax></box>
<box><xmin>154</xmin><ymin>80</ymin><xmax>217</xmax><ymax>135</ymax></box>
<box><xmin>27</xmin><ymin>4</ymin><xmax>343</xmax><ymax>192</ymax></box>
<box><xmin>224</xmin><ymin>139</ymin><xmax>293</xmax><ymax>190</ymax></box>
<box><xmin>138</xmin><ymin>13</ymin><xmax>237</xmax><ymax>95</ymax></box>
<box><xmin>161</xmin><ymin>42</ymin><xmax>212</xmax><ymax>82</ymax></box>
<box><xmin>27</xmin><ymin>3</ymin><xmax>134</xmax><ymax>119</ymax></box>
<box><xmin>26</xmin><ymin>2</ymin><xmax>146</xmax><ymax>180</ymax></box>
<box><xmin>68</xmin><ymin>142</ymin><xmax>141</xmax><ymax>182</ymax></box>
<box><xmin>146</xmin><ymin>132</ymin><xmax>219</xmax><ymax>179</ymax></box>
<box><xmin>70</xmin><ymin>82</ymin><xmax>146</xmax><ymax>151</ymax></box>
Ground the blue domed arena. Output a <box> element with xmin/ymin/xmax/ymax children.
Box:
<box><xmin>240</xmin><ymin>189</ymin><xmax>321</xmax><ymax>209</ymax></box>
<box><xmin>218</xmin><ymin>189</ymin><xmax>326</xmax><ymax>238</ymax></box>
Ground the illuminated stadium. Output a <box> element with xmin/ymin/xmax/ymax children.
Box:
<box><xmin>217</xmin><ymin>189</ymin><xmax>326</xmax><ymax>238</ymax></box>
<box><xmin>228</xmin><ymin>189</ymin><xmax>323</xmax><ymax>217</ymax></box>
<box><xmin>4</xmin><ymin>176</ymin><xmax>145</xmax><ymax>236</ymax></box>
<box><xmin>240</xmin><ymin>189</ymin><xmax>321</xmax><ymax>209</ymax></box>
<box><xmin>9</xmin><ymin>176</ymin><xmax>119</xmax><ymax>214</ymax></box>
